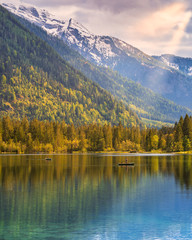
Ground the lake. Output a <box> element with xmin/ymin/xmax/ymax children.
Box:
<box><xmin>0</xmin><ymin>153</ymin><xmax>192</xmax><ymax>240</ymax></box>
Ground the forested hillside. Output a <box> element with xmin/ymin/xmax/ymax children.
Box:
<box><xmin>16</xmin><ymin>16</ymin><xmax>192</xmax><ymax>125</ymax></box>
<box><xmin>0</xmin><ymin>5</ymin><xmax>140</xmax><ymax>126</ymax></box>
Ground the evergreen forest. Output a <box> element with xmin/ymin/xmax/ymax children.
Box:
<box><xmin>0</xmin><ymin>114</ymin><xmax>191</xmax><ymax>154</ymax></box>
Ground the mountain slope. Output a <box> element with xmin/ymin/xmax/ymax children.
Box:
<box><xmin>153</xmin><ymin>54</ymin><xmax>192</xmax><ymax>76</ymax></box>
<box><xmin>3</xmin><ymin>3</ymin><xmax>192</xmax><ymax>109</ymax></box>
<box><xmin>0</xmin><ymin>5</ymin><xmax>140</xmax><ymax>126</ymax></box>
<box><xmin>10</xmin><ymin>10</ymin><xmax>192</xmax><ymax>125</ymax></box>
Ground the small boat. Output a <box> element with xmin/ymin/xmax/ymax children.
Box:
<box><xmin>45</xmin><ymin>158</ymin><xmax>52</xmax><ymax>161</ymax></box>
<box><xmin>118</xmin><ymin>162</ymin><xmax>134</xmax><ymax>166</ymax></box>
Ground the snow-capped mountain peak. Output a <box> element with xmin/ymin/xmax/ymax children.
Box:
<box><xmin>67</xmin><ymin>18</ymin><xmax>92</xmax><ymax>37</ymax></box>
<box><xmin>2</xmin><ymin>3</ymin><xmax>69</xmax><ymax>34</ymax></box>
<box><xmin>2</xmin><ymin>2</ymin><xmax>160</xmax><ymax>67</ymax></box>
<box><xmin>3</xmin><ymin>3</ymin><xmax>53</xmax><ymax>22</ymax></box>
<box><xmin>2</xmin><ymin>2</ymin><xmax>91</xmax><ymax>37</ymax></box>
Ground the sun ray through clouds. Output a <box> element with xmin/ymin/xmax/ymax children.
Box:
<box><xmin>169</xmin><ymin>10</ymin><xmax>192</xmax><ymax>54</ymax></box>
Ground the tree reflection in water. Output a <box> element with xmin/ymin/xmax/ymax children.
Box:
<box><xmin>0</xmin><ymin>154</ymin><xmax>192</xmax><ymax>239</ymax></box>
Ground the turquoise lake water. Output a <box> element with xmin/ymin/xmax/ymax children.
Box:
<box><xmin>0</xmin><ymin>154</ymin><xmax>192</xmax><ymax>239</ymax></box>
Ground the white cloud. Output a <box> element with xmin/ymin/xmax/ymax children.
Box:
<box><xmin>135</xmin><ymin>3</ymin><xmax>186</xmax><ymax>38</ymax></box>
<box><xmin>130</xmin><ymin>2</ymin><xmax>192</xmax><ymax>54</ymax></box>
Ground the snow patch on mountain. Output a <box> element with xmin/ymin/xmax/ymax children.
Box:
<box><xmin>2</xmin><ymin>3</ymin><xmax>69</xmax><ymax>35</ymax></box>
<box><xmin>160</xmin><ymin>56</ymin><xmax>179</xmax><ymax>70</ymax></box>
<box><xmin>2</xmin><ymin>2</ymin><xmax>159</xmax><ymax>68</ymax></box>
<box><xmin>158</xmin><ymin>55</ymin><xmax>192</xmax><ymax>76</ymax></box>
<box><xmin>188</xmin><ymin>67</ymin><xmax>192</xmax><ymax>76</ymax></box>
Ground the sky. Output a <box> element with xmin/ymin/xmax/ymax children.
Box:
<box><xmin>2</xmin><ymin>0</ymin><xmax>192</xmax><ymax>57</ymax></box>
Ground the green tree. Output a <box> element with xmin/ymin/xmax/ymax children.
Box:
<box><xmin>103</xmin><ymin>124</ymin><xmax>112</xmax><ymax>150</ymax></box>
<box><xmin>183</xmin><ymin>136</ymin><xmax>191</xmax><ymax>151</ymax></box>
<box><xmin>183</xmin><ymin>114</ymin><xmax>192</xmax><ymax>140</ymax></box>
<box><xmin>151</xmin><ymin>135</ymin><xmax>159</xmax><ymax>150</ymax></box>
<box><xmin>166</xmin><ymin>134</ymin><xmax>174</xmax><ymax>152</ymax></box>
<box><xmin>1</xmin><ymin>74</ymin><xmax>7</xmax><ymax>85</ymax></box>
<box><xmin>79</xmin><ymin>129</ymin><xmax>87</xmax><ymax>152</ymax></box>
<box><xmin>67</xmin><ymin>123</ymin><xmax>76</xmax><ymax>152</ymax></box>
<box><xmin>2</xmin><ymin>116</ymin><xmax>14</xmax><ymax>142</ymax></box>
<box><xmin>174</xmin><ymin>122</ymin><xmax>183</xmax><ymax>152</ymax></box>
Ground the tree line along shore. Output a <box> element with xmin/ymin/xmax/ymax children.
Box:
<box><xmin>0</xmin><ymin>114</ymin><xmax>191</xmax><ymax>154</ymax></box>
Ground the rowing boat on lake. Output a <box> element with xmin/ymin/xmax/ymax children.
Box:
<box><xmin>118</xmin><ymin>162</ymin><xmax>134</xmax><ymax>166</ymax></box>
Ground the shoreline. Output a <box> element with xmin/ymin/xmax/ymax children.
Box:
<box><xmin>0</xmin><ymin>151</ymin><xmax>192</xmax><ymax>156</ymax></box>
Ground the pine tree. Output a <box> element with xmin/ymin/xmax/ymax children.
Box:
<box><xmin>67</xmin><ymin>123</ymin><xmax>76</xmax><ymax>152</ymax></box>
<box><xmin>2</xmin><ymin>116</ymin><xmax>14</xmax><ymax>142</ymax></box>
<box><xmin>103</xmin><ymin>124</ymin><xmax>112</xmax><ymax>150</ymax></box>
<box><xmin>183</xmin><ymin>136</ymin><xmax>191</xmax><ymax>151</ymax></box>
<box><xmin>79</xmin><ymin>129</ymin><xmax>87</xmax><ymax>152</ymax></box>
<box><xmin>1</xmin><ymin>74</ymin><xmax>7</xmax><ymax>85</ymax></box>
<box><xmin>183</xmin><ymin>114</ymin><xmax>191</xmax><ymax>138</ymax></box>
<box><xmin>174</xmin><ymin>122</ymin><xmax>183</xmax><ymax>152</ymax></box>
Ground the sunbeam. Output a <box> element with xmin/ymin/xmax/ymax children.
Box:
<box><xmin>169</xmin><ymin>11</ymin><xmax>192</xmax><ymax>54</ymax></box>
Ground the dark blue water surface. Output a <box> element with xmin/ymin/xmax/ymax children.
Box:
<box><xmin>0</xmin><ymin>154</ymin><xmax>192</xmax><ymax>239</ymax></box>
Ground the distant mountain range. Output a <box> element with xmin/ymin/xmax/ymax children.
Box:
<box><xmin>3</xmin><ymin>2</ymin><xmax>192</xmax><ymax>110</ymax></box>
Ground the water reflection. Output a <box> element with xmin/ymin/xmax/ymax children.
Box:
<box><xmin>1</xmin><ymin>154</ymin><xmax>192</xmax><ymax>189</ymax></box>
<box><xmin>0</xmin><ymin>154</ymin><xmax>192</xmax><ymax>239</ymax></box>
